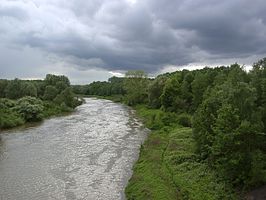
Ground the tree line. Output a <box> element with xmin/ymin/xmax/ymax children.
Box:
<box><xmin>0</xmin><ymin>74</ymin><xmax>82</xmax><ymax>129</ymax></box>
<box><xmin>73</xmin><ymin>58</ymin><xmax>266</xmax><ymax>190</ymax></box>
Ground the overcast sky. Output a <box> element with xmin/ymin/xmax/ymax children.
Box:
<box><xmin>1</xmin><ymin>0</ymin><xmax>266</xmax><ymax>84</ymax></box>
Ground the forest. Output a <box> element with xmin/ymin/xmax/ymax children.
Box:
<box><xmin>0</xmin><ymin>74</ymin><xmax>83</xmax><ymax>129</ymax></box>
<box><xmin>73</xmin><ymin>58</ymin><xmax>266</xmax><ymax>199</ymax></box>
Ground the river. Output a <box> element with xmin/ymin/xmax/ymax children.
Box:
<box><xmin>0</xmin><ymin>98</ymin><xmax>148</xmax><ymax>200</ymax></box>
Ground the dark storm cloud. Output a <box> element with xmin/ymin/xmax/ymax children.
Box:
<box><xmin>1</xmin><ymin>0</ymin><xmax>266</xmax><ymax>76</ymax></box>
<box><xmin>147</xmin><ymin>0</ymin><xmax>266</xmax><ymax>57</ymax></box>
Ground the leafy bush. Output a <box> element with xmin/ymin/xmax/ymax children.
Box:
<box><xmin>59</xmin><ymin>102</ymin><xmax>73</xmax><ymax>112</ymax></box>
<box><xmin>0</xmin><ymin>108</ymin><xmax>24</xmax><ymax>129</ymax></box>
<box><xmin>161</xmin><ymin>112</ymin><xmax>179</xmax><ymax>126</ymax></box>
<box><xmin>177</xmin><ymin>113</ymin><xmax>192</xmax><ymax>127</ymax></box>
<box><xmin>54</xmin><ymin>87</ymin><xmax>76</xmax><ymax>108</ymax></box>
<box><xmin>43</xmin><ymin>85</ymin><xmax>58</xmax><ymax>100</ymax></box>
<box><xmin>0</xmin><ymin>98</ymin><xmax>16</xmax><ymax>109</ymax></box>
<box><xmin>13</xmin><ymin>96</ymin><xmax>44</xmax><ymax>122</ymax></box>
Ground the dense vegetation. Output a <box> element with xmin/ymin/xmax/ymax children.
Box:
<box><xmin>125</xmin><ymin>106</ymin><xmax>236</xmax><ymax>199</ymax></box>
<box><xmin>75</xmin><ymin>58</ymin><xmax>266</xmax><ymax>199</ymax></box>
<box><xmin>0</xmin><ymin>74</ymin><xmax>82</xmax><ymax>129</ymax></box>
<box><xmin>72</xmin><ymin>76</ymin><xmax>125</xmax><ymax>97</ymax></box>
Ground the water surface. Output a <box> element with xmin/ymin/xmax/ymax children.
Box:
<box><xmin>0</xmin><ymin>98</ymin><xmax>148</xmax><ymax>200</ymax></box>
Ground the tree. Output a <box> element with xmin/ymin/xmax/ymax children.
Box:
<box><xmin>54</xmin><ymin>87</ymin><xmax>75</xmax><ymax>108</ymax></box>
<box><xmin>44</xmin><ymin>74</ymin><xmax>70</xmax><ymax>87</ymax></box>
<box><xmin>123</xmin><ymin>70</ymin><xmax>149</xmax><ymax>105</ymax></box>
<box><xmin>43</xmin><ymin>86</ymin><xmax>58</xmax><ymax>100</ymax></box>
<box><xmin>0</xmin><ymin>79</ymin><xmax>8</xmax><ymax>98</ymax></box>
<box><xmin>55</xmin><ymin>81</ymin><xmax>68</xmax><ymax>92</ymax></box>
<box><xmin>191</xmin><ymin>72</ymin><xmax>210</xmax><ymax>110</ymax></box>
<box><xmin>160</xmin><ymin>72</ymin><xmax>185</xmax><ymax>112</ymax></box>
<box><xmin>250</xmin><ymin>58</ymin><xmax>266</xmax><ymax>134</ymax></box>
<box><xmin>14</xmin><ymin>96</ymin><xmax>44</xmax><ymax>122</ymax></box>
<box><xmin>180</xmin><ymin>72</ymin><xmax>194</xmax><ymax>112</ymax></box>
<box><xmin>193</xmin><ymin>80</ymin><xmax>264</xmax><ymax>186</ymax></box>
<box><xmin>22</xmin><ymin>83</ymin><xmax>37</xmax><ymax>97</ymax></box>
<box><xmin>148</xmin><ymin>75</ymin><xmax>168</xmax><ymax>108</ymax></box>
<box><xmin>5</xmin><ymin>78</ymin><xmax>23</xmax><ymax>99</ymax></box>
<box><xmin>108</xmin><ymin>76</ymin><xmax>125</xmax><ymax>95</ymax></box>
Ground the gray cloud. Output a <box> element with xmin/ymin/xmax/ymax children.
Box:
<box><xmin>1</xmin><ymin>0</ymin><xmax>266</xmax><ymax>83</ymax></box>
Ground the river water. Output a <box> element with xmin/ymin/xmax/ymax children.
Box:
<box><xmin>0</xmin><ymin>98</ymin><xmax>148</xmax><ymax>200</ymax></box>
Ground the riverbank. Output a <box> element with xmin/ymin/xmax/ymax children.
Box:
<box><xmin>124</xmin><ymin>105</ymin><xmax>237</xmax><ymax>200</ymax></box>
<box><xmin>0</xmin><ymin>97</ymin><xmax>83</xmax><ymax>131</ymax></box>
<box><xmin>92</xmin><ymin>95</ymin><xmax>237</xmax><ymax>199</ymax></box>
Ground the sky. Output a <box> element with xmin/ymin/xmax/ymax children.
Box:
<box><xmin>1</xmin><ymin>0</ymin><xmax>266</xmax><ymax>84</ymax></box>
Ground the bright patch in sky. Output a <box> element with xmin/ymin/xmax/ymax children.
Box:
<box><xmin>109</xmin><ymin>71</ymin><xmax>125</xmax><ymax>77</ymax></box>
<box><xmin>126</xmin><ymin>0</ymin><xmax>137</xmax><ymax>5</ymax></box>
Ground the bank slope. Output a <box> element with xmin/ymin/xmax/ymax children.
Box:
<box><xmin>126</xmin><ymin>105</ymin><xmax>237</xmax><ymax>200</ymax></box>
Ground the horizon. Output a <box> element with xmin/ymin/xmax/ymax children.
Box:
<box><xmin>0</xmin><ymin>62</ymin><xmax>254</xmax><ymax>85</ymax></box>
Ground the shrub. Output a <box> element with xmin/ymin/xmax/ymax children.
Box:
<box><xmin>13</xmin><ymin>96</ymin><xmax>44</xmax><ymax>122</ymax></box>
<box><xmin>161</xmin><ymin>112</ymin><xmax>178</xmax><ymax>126</ymax></box>
<box><xmin>54</xmin><ymin>87</ymin><xmax>75</xmax><ymax>108</ymax></box>
<box><xmin>0</xmin><ymin>108</ymin><xmax>24</xmax><ymax>129</ymax></box>
<box><xmin>43</xmin><ymin>85</ymin><xmax>58</xmax><ymax>100</ymax></box>
<box><xmin>177</xmin><ymin>113</ymin><xmax>192</xmax><ymax>127</ymax></box>
<box><xmin>0</xmin><ymin>98</ymin><xmax>16</xmax><ymax>109</ymax></box>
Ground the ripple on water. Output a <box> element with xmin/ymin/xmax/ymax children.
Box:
<box><xmin>0</xmin><ymin>98</ymin><xmax>148</xmax><ymax>200</ymax></box>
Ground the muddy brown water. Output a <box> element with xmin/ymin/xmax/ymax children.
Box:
<box><xmin>0</xmin><ymin>98</ymin><xmax>148</xmax><ymax>200</ymax></box>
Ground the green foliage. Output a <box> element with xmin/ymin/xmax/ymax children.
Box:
<box><xmin>191</xmin><ymin>72</ymin><xmax>210</xmax><ymax>110</ymax></box>
<box><xmin>71</xmin><ymin>77</ymin><xmax>124</xmax><ymax>98</ymax></box>
<box><xmin>134</xmin><ymin>105</ymin><xmax>181</xmax><ymax>130</ymax></box>
<box><xmin>13</xmin><ymin>96</ymin><xmax>44</xmax><ymax>122</ymax></box>
<box><xmin>22</xmin><ymin>82</ymin><xmax>37</xmax><ymax>97</ymax></box>
<box><xmin>148</xmin><ymin>75</ymin><xmax>168</xmax><ymax>108</ymax></box>
<box><xmin>134</xmin><ymin>105</ymin><xmax>165</xmax><ymax>130</ymax></box>
<box><xmin>126</xmin><ymin>106</ymin><xmax>236</xmax><ymax>200</ymax></box>
<box><xmin>0</xmin><ymin>74</ymin><xmax>82</xmax><ymax>129</ymax></box>
<box><xmin>126</xmin><ymin>131</ymin><xmax>179</xmax><ymax>200</ymax></box>
<box><xmin>55</xmin><ymin>81</ymin><xmax>68</xmax><ymax>91</ymax></box>
<box><xmin>54</xmin><ymin>87</ymin><xmax>75</xmax><ymax>108</ymax></box>
<box><xmin>160</xmin><ymin>73</ymin><xmax>183</xmax><ymax>112</ymax></box>
<box><xmin>87</xmin><ymin>81</ymin><xmax>111</xmax><ymax>96</ymax></box>
<box><xmin>0</xmin><ymin>98</ymin><xmax>16</xmax><ymax>108</ymax></box>
<box><xmin>42</xmin><ymin>101</ymin><xmax>73</xmax><ymax>117</ymax></box>
<box><xmin>44</xmin><ymin>74</ymin><xmax>70</xmax><ymax>87</ymax></box>
<box><xmin>43</xmin><ymin>85</ymin><xmax>58</xmax><ymax>100</ymax></box>
<box><xmin>71</xmin><ymin>84</ymin><xmax>89</xmax><ymax>95</ymax></box>
<box><xmin>5</xmin><ymin>78</ymin><xmax>23</xmax><ymax>99</ymax></box>
<box><xmin>0</xmin><ymin>79</ymin><xmax>8</xmax><ymax>98</ymax></box>
<box><xmin>108</xmin><ymin>76</ymin><xmax>125</xmax><ymax>95</ymax></box>
<box><xmin>124</xmin><ymin>70</ymin><xmax>149</xmax><ymax>105</ymax></box>
<box><xmin>0</xmin><ymin>108</ymin><xmax>24</xmax><ymax>129</ymax></box>
<box><xmin>126</xmin><ymin>58</ymin><xmax>266</xmax><ymax>198</ymax></box>
<box><xmin>177</xmin><ymin>113</ymin><xmax>192</xmax><ymax>127</ymax></box>
<box><xmin>193</xmin><ymin>78</ymin><xmax>265</xmax><ymax>186</ymax></box>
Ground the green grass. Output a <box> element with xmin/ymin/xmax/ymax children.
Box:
<box><xmin>126</xmin><ymin>130</ymin><xmax>179</xmax><ymax>200</ymax></box>
<box><xmin>126</xmin><ymin>105</ymin><xmax>237</xmax><ymax>200</ymax></box>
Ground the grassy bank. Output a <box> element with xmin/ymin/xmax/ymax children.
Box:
<box><xmin>126</xmin><ymin>105</ymin><xmax>237</xmax><ymax>200</ymax></box>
